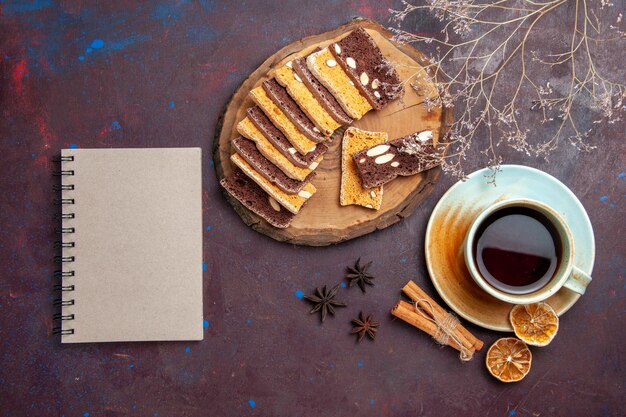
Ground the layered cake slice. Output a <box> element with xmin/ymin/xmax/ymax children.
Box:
<box><xmin>220</xmin><ymin>169</ymin><xmax>295</xmax><ymax>229</ymax></box>
<box><xmin>274</xmin><ymin>63</ymin><xmax>341</xmax><ymax>136</ymax></box>
<box><xmin>329</xmin><ymin>27</ymin><xmax>404</xmax><ymax>110</ymax></box>
<box><xmin>352</xmin><ymin>130</ymin><xmax>442</xmax><ymax>188</ymax></box>
<box><xmin>231</xmin><ymin>153</ymin><xmax>316</xmax><ymax>214</ymax></box>
<box><xmin>306</xmin><ymin>48</ymin><xmax>373</xmax><ymax>120</ymax></box>
<box><xmin>340</xmin><ymin>127</ymin><xmax>388</xmax><ymax>209</ymax></box>
<box><xmin>237</xmin><ymin>117</ymin><xmax>321</xmax><ymax>181</ymax></box>
<box><xmin>231</xmin><ymin>136</ymin><xmax>314</xmax><ymax>194</ymax></box>
<box><xmin>246</xmin><ymin>106</ymin><xmax>327</xmax><ymax>169</ymax></box>
<box><xmin>250</xmin><ymin>86</ymin><xmax>317</xmax><ymax>155</ymax></box>
<box><xmin>292</xmin><ymin>56</ymin><xmax>353</xmax><ymax>125</ymax></box>
<box><xmin>263</xmin><ymin>79</ymin><xmax>327</xmax><ymax>143</ymax></box>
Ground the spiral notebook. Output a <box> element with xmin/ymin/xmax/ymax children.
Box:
<box><xmin>54</xmin><ymin>148</ymin><xmax>204</xmax><ymax>343</ymax></box>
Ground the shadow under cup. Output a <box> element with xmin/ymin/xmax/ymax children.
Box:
<box><xmin>466</xmin><ymin>199</ymin><xmax>575</xmax><ymax>302</ymax></box>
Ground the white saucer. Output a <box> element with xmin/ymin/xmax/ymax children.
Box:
<box><xmin>424</xmin><ymin>165</ymin><xmax>595</xmax><ymax>331</ymax></box>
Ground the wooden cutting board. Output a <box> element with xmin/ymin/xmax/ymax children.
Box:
<box><xmin>213</xmin><ymin>18</ymin><xmax>452</xmax><ymax>246</ymax></box>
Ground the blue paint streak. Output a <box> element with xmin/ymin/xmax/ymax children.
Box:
<box><xmin>370</xmin><ymin>399</ymin><xmax>375</xmax><ymax>406</ymax></box>
<box><xmin>90</xmin><ymin>39</ymin><xmax>105</xmax><ymax>49</ymax></box>
<box><xmin>619</xmin><ymin>171</ymin><xmax>625</xmax><ymax>179</ymax></box>
<box><xmin>357</xmin><ymin>362</ymin><xmax>363</xmax><ymax>367</ymax></box>
<box><xmin>111</xmin><ymin>120</ymin><xmax>121</xmax><ymax>130</ymax></box>
<box><xmin>83</xmin><ymin>413</ymin><xmax>90</xmax><ymax>417</ymax></box>
<box><xmin>169</xmin><ymin>101</ymin><xmax>175</xmax><ymax>109</ymax></box>
<box><xmin>209</xmin><ymin>159</ymin><xmax>214</xmax><ymax>167</ymax></box>
<box><xmin>69</xmin><ymin>144</ymin><xmax>78</xmax><ymax>149</ymax></box>
<box><xmin>185</xmin><ymin>27</ymin><xmax>218</xmax><ymax>43</ymax></box>
<box><xmin>129</xmin><ymin>363</ymin><xmax>134</xmax><ymax>368</ymax></box>
<box><xmin>199</xmin><ymin>0</ymin><xmax>216</xmax><ymax>11</ymax></box>
<box><xmin>78</xmin><ymin>56</ymin><xmax>85</xmax><ymax>61</ymax></box>
<box><xmin>31</xmin><ymin>153</ymin><xmax>36</xmax><ymax>158</ymax></box>
<box><xmin>509</xmin><ymin>410</ymin><xmax>517</xmax><ymax>416</ymax></box>
<box><xmin>2</xmin><ymin>0</ymin><xmax>53</xmax><ymax>15</ymax></box>
<box><xmin>151</xmin><ymin>2</ymin><xmax>190</xmax><ymax>25</ymax></box>
<box><xmin>206</xmin><ymin>226</ymin><xmax>212</xmax><ymax>231</ymax></box>
<box><xmin>600</xmin><ymin>196</ymin><xmax>609</xmax><ymax>202</ymax></box>
<box><xmin>109</xmin><ymin>34</ymin><xmax>152</xmax><ymax>51</ymax></box>
<box><xmin>202</xmin><ymin>262</ymin><xmax>207</xmax><ymax>272</ymax></box>
<box><xmin>184</xmin><ymin>346</ymin><xmax>190</xmax><ymax>353</ymax></box>
<box><xmin>248</xmin><ymin>399</ymin><xmax>256</xmax><ymax>409</ymax></box>
<box><xmin>340</xmin><ymin>282</ymin><xmax>347</xmax><ymax>288</ymax></box>
<box><xmin>86</xmin><ymin>48</ymin><xmax>93</xmax><ymax>54</ymax></box>
<box><xmin>294</xmin><ymin>290</ymin><xmax>304</xmax><ymax>299</ymax></box>
<box><xmin>246</xmin><ymin>319</ymin><xmax>251</xmax><ymax>325</ymax></box>
<box><xmin>203</xmin><ymin>319</ymin><xmax>209</xmax><ymax>328</ymax></box>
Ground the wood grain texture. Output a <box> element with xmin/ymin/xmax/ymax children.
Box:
<box><xmin>214</xmin><ymin>18</ymin><xmax>453</xmax><ymax>245</ymax></box>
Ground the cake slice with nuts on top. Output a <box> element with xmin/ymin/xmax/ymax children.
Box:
<box><xmin>329</xmin><ymin>27</ymin><xmax>404</xmax><ymax>110</ymax></box>
<box><xmin>262</xmin><ymin>79</ymin><xmax>327</xmax><ymax>143</ymax></box>
<box><xmin>292</xmin><ymin>55</ymin><xmax>353</xmax><ymax>126</ymax></box>
<box><xmin>249</xmin><ymin>85</ymin><xmax>318</xmax><ymax>155</ymax></box>
<box><xmin>274</xmin><ymin>62</ymin><xmax>341</xmax><ymax>136</ymax></box>
<box><xmin>340</xmin><ymin>127</ymin><xmax>388</xmax><ymax>209</ymax></box>
<box><xmin>245</xmin><ymin>106</ymin><xmax>327</xmax><ymax>169</ymax></box>
<box><xmin>306</xmin><ymin>48</ymin><xmax>373</xmax><ymax>120</ymax></box>
<box><xmin>230</xmin><ymin>153</ymin><xmax>316</xmax><ymax>214</ymax></box>
<box><xmin>352</xmin><ymin>130</ymin><xmax>442</xmax><ymax>189</ymax></box>
<box><xmin>220</xmin><ymin>169</ymin><xmax>296</xmax><ymax>229</ymax></box>
<box><xmin>231</xmin><ymin>136</ymin><xmax>314</xmax><ymax>194</ymax></box>
<box><xmin>236</xmin><ymin>116</ymin><xmax>321</xmax><ymax>181</ymax></box>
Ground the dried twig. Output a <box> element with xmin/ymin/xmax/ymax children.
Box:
<box><xmin>389</xmin><ymin>0</ymin><xmax>625</xmax><ymax>182</ymax></box>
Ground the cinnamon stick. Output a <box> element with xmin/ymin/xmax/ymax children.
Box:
<box><xmin>391</xmin><ymin>300</ymin><xmax>472</xmax><ymax>355</ymax></box>
<box><xmin>402</xmin><ymin>280</ymin><xmax>484</xmax><ymax>351</ymax></box>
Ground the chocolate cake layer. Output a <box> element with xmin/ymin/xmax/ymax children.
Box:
<box><xmin>247</xmin><ymin>106</ymin><xmax>327</xmax><ymax>168</ymax></box>
<box><xmin>231</xmin><ymin>136</ymin><xmax>313</xmax><ymax>194</ymax></box>
<box><xmin>352</xmin><ymin>130</ymin><xmax>441</xmax><ymax>188</ymax></box>
<box><xmin>330</xmin><ymin>27</ymin><xmax>403</xmax><ymax>110</ymax></box>
<box><xmin>220</xmin><ymin>168</ymin><xmax>295</xmax><ymax>229</ymax></box>
<box><xmin>231</xmin><ymin>153</ymin><xmax>316</xmax><ymax>214</ymax></box>
<box><xmin>262</xmin><ymin>79</ymin><xmax>326</xmax><ymax>143</ymax></box>
<box><xmin>250</xmin><ymin>86</ymin><xmax>317</xmax><ymax>155</ymax></box>
<box><xmin>275</xmin><ymin>63</ymin><xmax>340</xmax><ymax>136</ymax></box>
<box><xmin>306</xmin><ymin>48</ymin><xmax>372</xmax><ymax>120</ymax></box>
<box><xmin>237</xmin><ymin>117</ymin><xmax>319</xmax><ymax>181</ymax></box>
<box><xmin>292</xmin><ymin>56</ymin><xmax>353</xmax><ymax>125</ymax></box>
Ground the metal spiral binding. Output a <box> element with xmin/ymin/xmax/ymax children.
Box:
<box><xmin>53</xmin><ymin>184</ymin><xmax>75</xmax><ymax>191</ymax></box>
<box><xmin>54</xmin><ymin>241</ymin><xmax>75</xmax><ymax>248</ymax></box>
<box><xmin>53</xmin><ymin>153</ymin><xmax>76</xmax><ymax>337</ymax></box>
<box><xmin>54</xmin><ymin>270</ymin><xmax>74</xmax><ymax>278</ymax></box>
<box><xmin>52</xmin><ymin>170</ymin><xmax>75</xmax><ymax>176</ymax></box>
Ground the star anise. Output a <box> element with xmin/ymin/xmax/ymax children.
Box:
<box><xmin>346</xmin><ymin>257</ymin><xmax>374</xmax><ymax>293</ymax></box>
<box><xmin>304</xmin><ymin>284</ymin><xmax>347</xmax><ymax>322</ymax></box>
<box><xmin>351</xmin><ymin>311</ymin><xmax>380</xmax><ymax>342</ymax></box>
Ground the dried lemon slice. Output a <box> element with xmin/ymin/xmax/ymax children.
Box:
<box><xmin>510</xmin><ymin>303</ymin><xmax>559</xmax><ymax>347</ymax></box>
<box><xmin>486</xmin><ymin>337</ymin><xmax>532</xmax><ymax>383</ymax></box>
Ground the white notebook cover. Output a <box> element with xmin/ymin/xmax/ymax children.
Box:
<box><xmin>58</xmin><ymin>148</ymin><xmax>203</xmax><ymax>343</ymax></box>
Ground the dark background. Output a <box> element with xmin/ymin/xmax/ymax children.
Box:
<box><xmin>1</xmin><ymin>1</ymin><xmax>624</xmax><ymax>416</ymax></box>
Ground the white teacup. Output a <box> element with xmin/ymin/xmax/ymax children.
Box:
<box><xmin>463</xmin><ymin>198</ymin><xmax>592</xmax><ymax>305</ymax></box>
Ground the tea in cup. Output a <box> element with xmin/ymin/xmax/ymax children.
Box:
<box><xmin>463</xmin><ymin>198</ymin><xmax>591</xmax><ymax>304</ymax></box>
